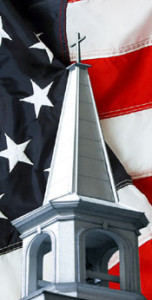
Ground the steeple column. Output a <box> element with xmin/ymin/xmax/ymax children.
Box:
<box><xmin>55</xmin><ymin>220</ymin><xmax>80</xmax><ymax>284</ymax></box>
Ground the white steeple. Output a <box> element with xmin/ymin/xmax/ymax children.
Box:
<box><xmin>12</xmin><ymin>33</ymin><xmax>148</xmax><ymax>300</ymax></box>
<box><xmin>43</xmin><ymin>33</ymin><xmax>118</xmax><ymax>205</ymax></box>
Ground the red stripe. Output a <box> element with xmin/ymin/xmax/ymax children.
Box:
<box><xmin>109</xmin><ymin>264</ymin><xmax>120</xmax><ymax>290</ymax></box>
<box><xmin>133</xmin><ymin>176</ymin><xmax>152</xmax><ymax>206</ymax></box>
<box><xmin>139</xmin><ymin>240</ymin><xmax>152</xmax><ymax>300</ymax></box>
<box><xmin>109</xmin><ymin>241</ymin><xmax>152</xmax><ymax>299</ymax></box>
<box><xmin>68</xmin><ymin>0</ymin><xmax>83</xmax><ymax>2</ymax></box>
<box><xmin>82</xmin><ymin>46</ymin><xmax>152</xmax><ymax>119</ymax></box>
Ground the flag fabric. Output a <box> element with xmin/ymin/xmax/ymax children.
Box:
<box><xmin>0</xmin><ymin>0</ymin><xmax>68</xmax><ymax>246</ymax></box>
<box><xmin>0</xmin><ymin>0</ymin><xmax>68</xmax><ymax>298</ymax></box>
<box><xmin>0</xmin><ymin>0</ymin><xmax>152</xmax><ymax>299</ymax></box>
<box><xmin>66</xmin><ymin>0</ymin><xmax>152</xmax><ymax>299</ymax></box>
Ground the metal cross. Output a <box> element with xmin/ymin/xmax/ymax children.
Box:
<box><xmin>71</xmin><ymin>32</ymin><xmax>86</xmax><ymax>63</ymax></box>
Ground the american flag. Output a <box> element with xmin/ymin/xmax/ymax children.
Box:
<box><xmin>0</xmin><ymin>0</ymin><xmax>152</xmax><ymax>299</ymax></box>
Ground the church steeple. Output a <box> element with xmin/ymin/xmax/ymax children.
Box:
<box><xmin>43</xmin><ymin>33</ymin><xmax>118</xmax><ymax>205</ymax></box>
<box><xmin>12</xmin><ymin>33</ymin><xmax>148</xmax><ymax>300</ymax></box>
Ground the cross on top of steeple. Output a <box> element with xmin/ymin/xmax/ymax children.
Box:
<box><xmin>71</xmin><ymin>32</ymin><xmax>86</xmax><ymax>63</ymax></box>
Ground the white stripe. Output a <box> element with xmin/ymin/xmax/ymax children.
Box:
<box><xmin>0</xmin><ymin>248</ymin><xmax>22</xmax><ymax>299</ymax></box>
<box><xmin>139</xmin><ymin>224</ymin><xmax>152</xmax><ymax>247</ymax></box>
<box><xmin>118</xmin><ymin>184</ymin><xmax>152</xmax><ymax>252</ymax></box>
<box><xmin>108</xmin><ymin>185</ymin><xmax>152</xmax><ymax>269</ymax></box>
<box><xmin>101</xmin><ymin>109</ymin><xmax>152</xmax><ymax>179</ymax></box>
<box><xmin>118</xmin><ymin>185</ymin><xmax>152</xmax><ymax>222</ymax></box>
<box><xmin>67</xmin><ymin>0</ymin><xmax>152</xmax><ymax>59</ymax></box>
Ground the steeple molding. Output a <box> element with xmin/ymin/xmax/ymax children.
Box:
<box><xmin>13</xmin><ymin>199</ymin><xmax>147</xmax><ymax>237</ymax></box>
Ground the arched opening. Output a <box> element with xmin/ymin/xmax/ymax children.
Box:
<box><xmin>27</xmin><ymin>232</ymin><xmax>54</xmax><ymax>294</ymax></box>
<box><xmin>85</xmin><ymin>228</ymin><xmax>120</xmax><ymax>289</ymax></box>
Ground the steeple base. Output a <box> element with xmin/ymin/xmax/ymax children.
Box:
<box><xmin>21</xmin><ymin>283</ymin><xmax>146</xmax><ymax>300</ymax></box>
<box><xmin>13</xmin><ymin>199</ymin><xmax>148</xmax><ymax>300</ymax></box>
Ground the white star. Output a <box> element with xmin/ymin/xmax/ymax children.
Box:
<box><xmin>0</xmin><ymin>211</ymin><xmax>7</xmax><ymax>219</ymax></box>
<box><xmin>20</xmin><ymin>80</ymin><xmax>54</xmax><ymax>118</ymax></box>
<box><xmin>0</xmin><ymin>16</ymin><xmax>12</xmax><ymax>46</ymax></box>
<box><xmin>0</xmin><ymin>194</ymin><xmax>7</xmax><ymax>219</ymax></box>
<box><xmin>0</xmin><ymin>134</ymin><xmax>33</xmax><ymax>172</ymax></box>
<box><xmin>30</xmin><ymin>37</ymin><xmax>53</xmax><ymax>64</ymax></box>
<box><xmin>44</xmin><ymin>167</ymin><xmax>50</xmax><ymax>172</ymax></box>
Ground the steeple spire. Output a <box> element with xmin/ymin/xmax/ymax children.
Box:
<box><xmin>43</xmin><ymin>33</ymin><xmax>118</xmax><ymax>205</ymax></box>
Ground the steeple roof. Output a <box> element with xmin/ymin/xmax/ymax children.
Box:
<box><xmin>43</xmin><ymin>35</ymin><xmax>118</xmax><ymax>205</ymax></box>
